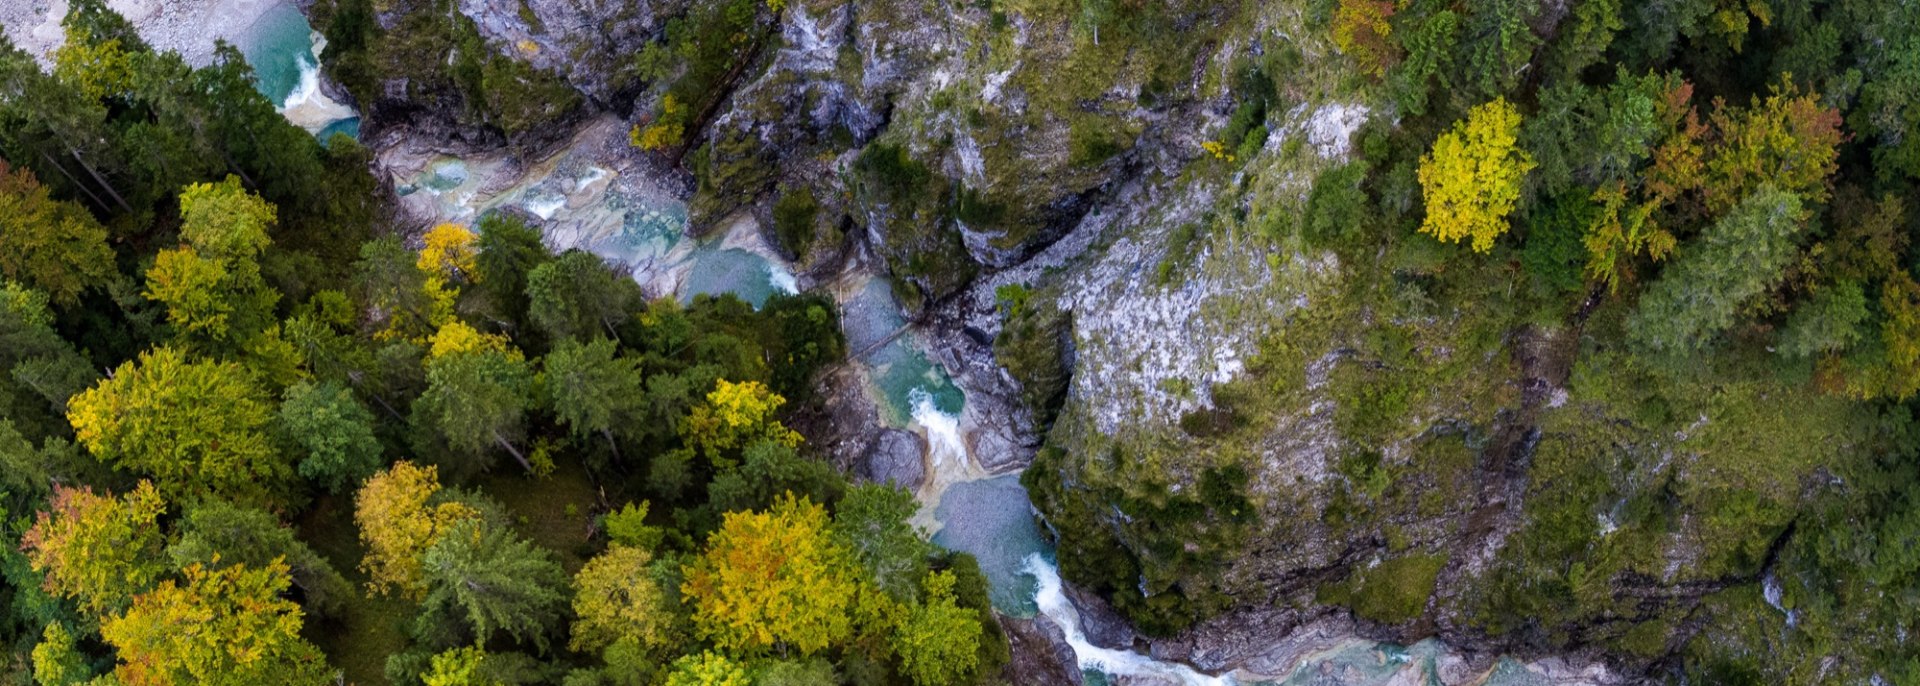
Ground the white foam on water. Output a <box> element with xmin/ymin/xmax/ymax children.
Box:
<box><xmin>911</xmin><ymin>387</ymin><xmax>967</xmax><ymax>480</ymax></box>
<box><xmin>768</xmin><ymin>266</ymin><xmax>800</xmax><ymax>296</ymax></box>
<box><xmin>523</xmin><ymin>194</ymin><xmax>567</xmax><ymax>220</ymax></box>
<box><xmin>277</xmin><ymin>34</ymin><xmax>356</xmax><ymax>133</ymax></box>
<box><xmin>1025</xmin><ymin>553</ymin><xmax>1238</xmax><ymax>686</ymax></box>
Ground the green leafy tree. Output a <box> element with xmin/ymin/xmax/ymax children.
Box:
<box><xmin>355</xmin><ymin>236</ymin><xmax>437</xmax><ymax>342</ymax></box>
<box><xmin>603</xmin><ymin>501</ymin><xmax>667</xmax><ymax>550</ymax></box>
<box><xmin>1458</xmin><ymin>0</ymin><xmax>1540</xmax><ymax>99</ymax></box>
<box><xmin>525</xmin><ymin>250</ymin><xmax>639</xmax><ymax>342</ymax></box>
<box><xmin>705</xmin><ymin>439</ymin><xmax>845</xmax><ymax>515</ymax></box>
<box><xmin>890</xmin><ymin>571</ymin><xmax>984</xmax><ymax>686</ymax></box>
<box><xmin>662</xmin><ymin>651</ymin><xmax>750</xmax><ymax>686</ymax></box>
<box><xmin>0</xmin><ymin>163</ymin><xmax>114</xmax><ymax>305</ymax></box>
<box><xmin>412</xmin><ymin>324</ymin><xmax>537</xmax><ymax>475</ymax></box>
<box><xmin>31</xmin><ymin>621</ymin><xmax>92</xmax><ymax>686</ymax></box>
<box><xmin>1628</xmin><ymin>187</ymin><xmax>1807</xmax><ymax>353</ymax></box>
<box><xmin>279</xmin><ymin>379</ymin><xmax>383</xmax><ymax>493</ymax></box>
<box><xmin>834</xmin><ymin>484</ymin><xmax>933</xmax><ymax>601</ymax></box>
<box><xmin>66</xmin><ymin>347</ymin><xmax>288</xmax><ymax>502</ymax></box>
<box><xmin>0</xmin><ymin>282</ymin><xmax>97</xmax><ymax>433</ymax></box>
<box><xmin>99</xmin><ymin>559</ymin><xmax>332</xmax><ymax>686</ymax></box>
<box><xmin>143</xmin><ymin>177</ymin><xmax>281</xmax><ymax>345</ymax></box>
<box><xmin>541</xmin><ymin>338</ymin><xmax>646</xmax><ymax>459</ymax></box>
<box><xmin>166</xmin><ymin>499</ymin><xmax>354</xmax><ymax>618</ymax></box>
<box><xmin>473</xmin><ymin>213</ymin><xmax>548</xmax><ymax>330</ymax></box>
<box><xmin>418</xmin><ymin>519</ymin><xmax>570</xmax><ymax>653</ymax></box>
<box><xmin>1779</xmin><ymin>280</ymin><xmax>1870</xmax><ymax>358</ymax></box>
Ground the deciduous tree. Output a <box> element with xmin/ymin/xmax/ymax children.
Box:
<box><xmin>571</xmin><ymin>544</ymin><xmax>679</xmax><ymax>654</ymax></box>
<box><xmin>1416</xmin><ymin>98</ymin><xmax>1535</xmax><ymax>252</ymax></box>
<box><xmin>66</xmin><ymin>347</ymin><xmax>287</xmax><ymax>502</ymax></box>
<box><xmin>100</xmin><ymin>559</ymin><xmax>332</xmax><ymax>686</ymax></box>
<box><xmin>143</xmin><ymin>177</ymin><xmax>280</xmax><ymax>344</ymax></box>
<box><xmin>20</xmin><ymin>482</ymin><xmax>166</xmax><ymax>619</ymax></box>
<box><xmin>1331</xmin><ymin>0</ymin><xmax>1397</xmax><ymax>77</ymax></box>
<box><xmin>681</xmin><ymin>494</ymin><xmax>859</xmax><ymax>655</ymax></box>
<box><xmin>680</xmin><ymin>379</ymin><xmax>802</xmax><ymax>469</ymax></box>
<box><xmin>279</xmin><ymin>379</ymin><xmax>383</xmax><ymax>494</ymax></box>
<box><xmin>890</xmin><ymin>570</ymin><xmax>983</xmax><ymax>686</ymax></box>
<box><xmin>0</xmin><ymin>163</ymin><xmax>114</xmax><ymax>305</ymax></box>
<box><xmin>355</xmin><ymin>461</ymin><xmax>480</xmax><ymax>599</ymax></box>
<box><xmin>662</xmin><ymin>651</ymin><xmax>750</xmax><ymax>686</ymax></box>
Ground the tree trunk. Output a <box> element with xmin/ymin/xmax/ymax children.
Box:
<box><xmin>493</xmin><ymin>430</ymin><xmax>534</xmax><ymax>473</ymax></box>
<box><xmin>65</xmin><ymin>145</ymin><xmax>133</xmax><ymax>214</ymax></box>
<box><xmin>36</xmin><ymin>149</ymin><xmax>111</xmax><ymax>213</ymax></box>
<box><xmin>600</xmin><ymin>427</ymin><xmax>622</xmax><ymax>463</ymax></box>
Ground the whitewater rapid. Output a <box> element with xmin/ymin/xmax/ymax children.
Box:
<box><xmin>276</xmin><ymin>32</ymin><xmax>356</xmax><ymax>133</ymax></box>
<box><xmin>1026</xmin><ymin>554</ymin><xmax>1240</xmax><ymax>686</ymax></box>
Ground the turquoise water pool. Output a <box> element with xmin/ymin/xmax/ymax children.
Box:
<box><xmin>680</xmin><ymin>245</ymin><xmax>795</xmax><ymax>309</ymax></box>
<box><xmin>241</xmin><ymin>2</ymin><xmax>359</xmax><ymax>141</ymax></box>
<box><xmin>240</xmin><ymin>2</ymin><xmax>313</xmax><ymax>106</ymax></box>
<box><xmin>844</xmin><ymin>279</ymin><xmax>965</xmax><ymax>424</ymax></box>
<box><xmin>930</xmin><ymin>475</ymin><xmax>1047</xmax><ymax>616</ymax></box>
<box><xmin>317</xmin><ymin>117</ymin><xmax>362</xmax><ymax>145</ymax></box>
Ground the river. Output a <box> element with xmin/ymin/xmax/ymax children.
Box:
<box><xmin>231</xmin><ymin>6</ymin><xmax>1603</xmax><ymax>683</ymax></box>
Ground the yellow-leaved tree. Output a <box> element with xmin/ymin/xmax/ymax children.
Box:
<box><xmin>20</xmin><ymin>482</ymin><xmax>168</xmax><ymax>619</ymax></box>
<box><xmin>571</xmin><ymin>544</ymin><xmax>678</xmax><ymax>656</ymax></box>
<box><xmin>354</xmin><ymin>461</ymin><xmax>480</xmax><ymax>599</ymax></box>
<box><xmin>1416</xmin><ymin>98</ymin><xmax>1536</xmax><ymax>253</ymax></box>
<box><xmin>418</xmin><ymin>223</ymin><xmax>479</xmax><ymax>328</ymax></box>
<box><xmin>681</xmin><ymin>494</ymin><xmax>860</xmax><ymax>656</ymax></box>
<box><xmin>680</xmin><ymin>379</ymin><xmax>803</xmax><ymax>469</ymax></box>
<box><xmin>100</xmin><ymin>559</ymin><xmax>332</xmax><ymax>686</ymax></box>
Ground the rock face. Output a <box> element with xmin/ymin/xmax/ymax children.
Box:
<box><xmin>454</xmin><ymin>0</ymin><xmax>677</xmax><ymax>106</ymax></box>
<box><xmin>998</xmin><ymin>616</ymin><xmax>1083</xmax><ymax>686</ymax></box>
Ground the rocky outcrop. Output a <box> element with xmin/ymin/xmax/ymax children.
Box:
<box><xmin>455</xmin><ymin>0</ymin><xmax>678</xmax><ymax>106</ymax></box>
<box><xmin>858</xmin><ymin>428</ymin><xmax>926</xmax><ymax>489</ymax></box>
<box><xmin>999</xmin><ymin>616</ymin><xmax>1083</xmax><ymax>686</ymax></box>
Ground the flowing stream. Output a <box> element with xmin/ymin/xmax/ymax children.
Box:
<box><xmin>239</xmin><ymin>7</ymin><xmax>1605</xmax><ymax>681</ymax></box>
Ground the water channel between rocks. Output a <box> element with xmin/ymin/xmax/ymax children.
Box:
<box><xmin>241</xmin><ymin>7</ymin><xmax>1603</xmax><ymax>681</ymax></box>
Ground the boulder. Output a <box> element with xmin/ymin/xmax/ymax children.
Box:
<box><xmin>859</xmin><ymin>429</ymin><xmax>926</xmax><ymax>490</ymax></box>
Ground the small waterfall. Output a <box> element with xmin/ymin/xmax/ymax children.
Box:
<box><xmin>1025</xmin><ymin>554</ymin><xmax>1238</xmax><ymax>686</ymax></box>
<box><xmin>912</xmin><ymin>388</ymin><xmax>969</xmax><ymax>482</ymax></box>
<box><xmin>277</xmin><ymin>42</ymin><xmax>356</xmax><ymax>132</ymax></box>
<box><xmin>1761</xmin><ymin>571</ymin><xmax>1797</xmax><ymax>629</ymax></box>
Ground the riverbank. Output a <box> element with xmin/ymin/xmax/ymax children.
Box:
<box><xmin>1</xmin><ymin>0</ymin><xmax>280</xmax><ymax>65</ymax></box>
